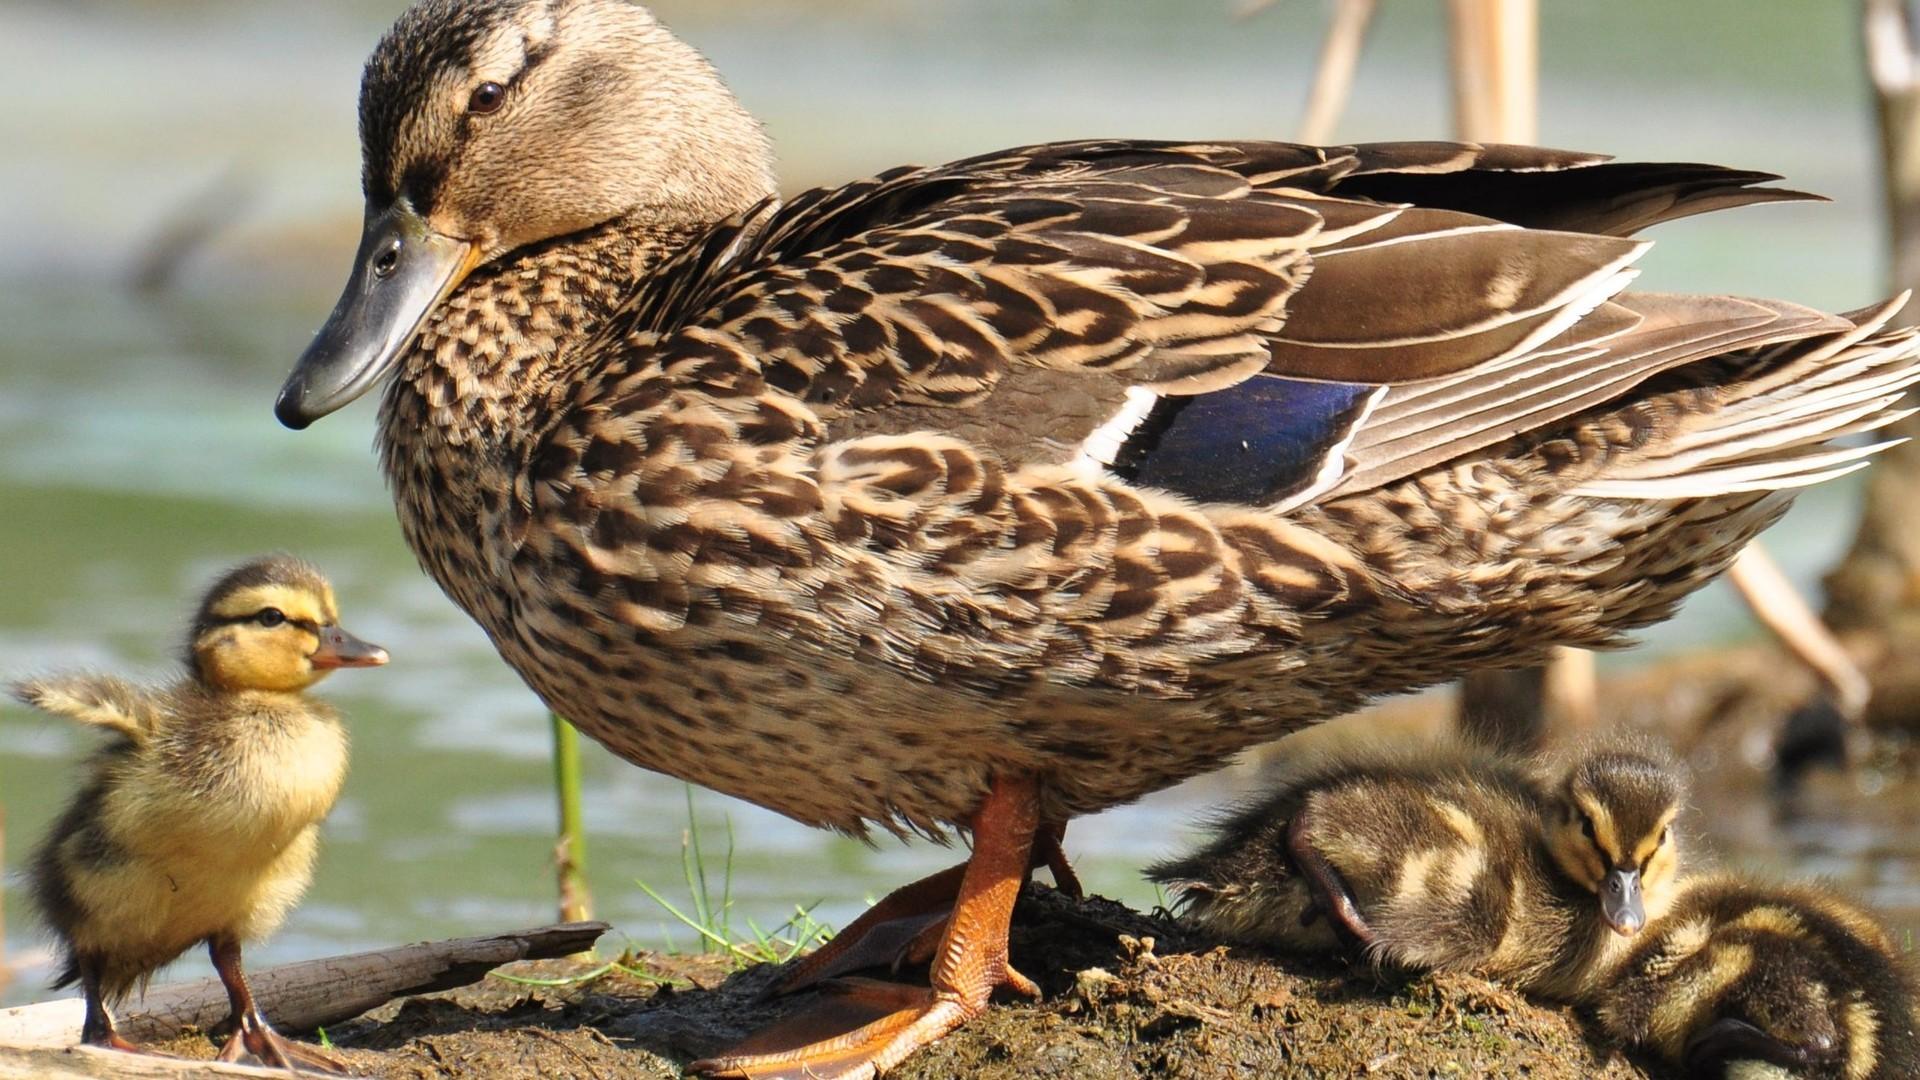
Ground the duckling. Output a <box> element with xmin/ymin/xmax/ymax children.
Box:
<box><xmin>13</xmin><ymin>556</ymin><xmax>387</xmax><ymax>1072</ymax></box>
<box><xmin>1148</xmin><ymin>739</ymin><xmax>1684</xmax><ymax>1002</ymax></box>
<box><xmin>1598</xmin><ymin>875</ymin><xmax>1920</xmax><ymax>1080</ymax></box>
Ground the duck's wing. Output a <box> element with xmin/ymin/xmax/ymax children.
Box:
<box><xmin>9</xmin><ymin>675</ymin><xmax>160</xmax><ymax>744</ymax></box>
<box><xmin>579</xmin><ymin>140</ymin><xmax>1820</xmax><ymax>510</ymax></box>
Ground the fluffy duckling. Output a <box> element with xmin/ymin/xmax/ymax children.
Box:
<box><xmin>1599</xmin><ymin>875</ymin><xmax>1920</xmax><ymax>1080</ymax></box>
<box><xmin>1148</xmin><ymin>739</ymin><xmax>1684</xmax><ymax>1002</ymax></box>
<box><xmin>13</xmin><ymin>556</ymin><xmax>386</xmax><ymax>1072</ymax></box>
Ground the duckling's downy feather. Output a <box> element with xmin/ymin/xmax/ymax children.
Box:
<box><xmin>10</xmin><ymin>676</ymin><xmax>161</xmax><ymax>746</ymax></box>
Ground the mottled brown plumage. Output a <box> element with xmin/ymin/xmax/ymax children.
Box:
<box><xmin>14</xmin><ymin>556</ymin><xmax>386</xmax><ymax>1070</ymax></box>
<box><xmin>274</xmin><ymin>1</ymin><xmax>1920</xmax><ymax>1073</ymax></box>
<box><xmin>1149</xmin><ymin>739</ymin><xmax>1684</xmax><ymax>1002</ymax></box>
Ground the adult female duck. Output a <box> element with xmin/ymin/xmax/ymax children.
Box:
<box><xmin>278</xmin><ymin>1</ymin><xmax>1920</xmax><ymax>1074</ymax></box>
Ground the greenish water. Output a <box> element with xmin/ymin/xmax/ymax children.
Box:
<box><xmin>3</xmin><ymin>0</ymin><xmax>1916</xmax><ymax>1006</ymax></box>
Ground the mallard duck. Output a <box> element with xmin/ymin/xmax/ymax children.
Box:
<box><xmin>1599</xmin><ymin>875</ymin><xmax>1920</xmax><ymax>1079</ymax></box>
<box><xmin>1148</xmin><ymin>739</ymin><xmax>1683</xmax><ymax>1001</ymax></box>
<box><xmin>13</xmin><ymin>556</ymin><xmax>386</xmax><ymax>1071</ymax></box>
<box><xmin>273</xmin><ymin>1</ymin><xmax>1920</xmax><ymax>1073</ymax></box>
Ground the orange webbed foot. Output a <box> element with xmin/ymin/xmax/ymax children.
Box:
<box><xmin>702</xmin><ymin>775</ymin><xmax>1044</xmax><ymax>1077</ymax></box>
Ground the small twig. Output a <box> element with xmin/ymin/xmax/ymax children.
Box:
<box><xmin>1296</xmin><ymin>0</ymin><xmax>1379</xmax><ymax>143</ymax></box>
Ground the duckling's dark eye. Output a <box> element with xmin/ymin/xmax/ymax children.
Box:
<box><xmin>468</xmin><ymin>82</ymin><xmax>506</xmax><ymax>115</ymax></box>
<box><xmin>1659</xmin><ymin>826</ymin><xmax>1671</xmax><ymax>847</ymax></box>
<box><xmin>1580</xmin><ymin>817</ymin><xmax>1596</xmax><ymax>841</ymax></box>
<box><xmin>255</xmin><ymin>608</ymin><xmax>287</xmax><ymax>628</ymax></box>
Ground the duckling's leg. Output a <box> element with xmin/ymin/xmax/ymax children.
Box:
<box><xmin>761</xmin><ymin>820</ymin><xmax>1078</xmax><ymax>998</ymax></box>
<box><xmin>1287</xmin><ymin>809</ymin><xmax>1375</xmax><ymax>949</ymax></box>
<box><xmin>77</xmin><ymin>961</ymin><xmax>147</xmax><ymax>1054</ymax></box>
<box><xmin>694</xmin><ymin>774</ymin><xmax>1043</xmax><ymax>1080</ymax></box>
<box><xmin>208</xmin><ymin>934</ymin><xmax>351</xmax><ymax>1075</ymax></box>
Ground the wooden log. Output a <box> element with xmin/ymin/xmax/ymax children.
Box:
<box><xmin>0</xmin><ymin>1045</ymin><xmax>295</xmax><ymax>1080</ymax></box>
<box><xmin>0</xmin><ymin>921</ymin><xmax>608</xmax><ymax>1052</ymax></box>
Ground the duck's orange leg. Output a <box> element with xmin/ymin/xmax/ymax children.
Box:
<box><xmin>764</xmin><ymin>818</ymin><xmax>1078</xmax><ymax>996</ymax></box>
<box><xmin>693</xmin><ymin>774</ymin><xmax>1042</xmax><ymax>1079</ymax></box>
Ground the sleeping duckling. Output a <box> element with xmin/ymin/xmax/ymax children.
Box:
<box><xmin>13</xmin><ymin>556</ymin><xmax>386</xmax><ymax>1072</ymax></box>
<box><xmin>1148</xmin><ymin>738</ymin><xmax>1683</xmax><ymax>1001</ymax></box>
<box><xmin>1598</xmin><ymin>875</ymin><xmax>1919</xmax><ymax>1080</ymax></box>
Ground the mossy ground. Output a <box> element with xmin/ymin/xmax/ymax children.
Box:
<box><xmin>148</xmin><ymin>888</ymin><xmax>1662</xmax><ymax>1080</ymax></box>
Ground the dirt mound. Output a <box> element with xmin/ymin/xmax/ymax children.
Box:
<box><xmin>143</xmin><ymin>887</ymin><xmax>1660</xmax><ymax>1079</ymax></box>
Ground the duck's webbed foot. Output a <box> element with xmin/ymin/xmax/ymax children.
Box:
<box><xmin>209</xmin><ymin>935</ymin><xmax>353</xmax><ymax>1075</ymax></box>
<box><xmin>1287</xmin><ymin>808</ymin><xmax>1375</xmax><ymax>949</ymax></box>
<box><xmin>761</xmin><ymin>819</ymin><xmax>1076</xmax><ymax>998</ymax></box>
<box><xmin>694</xmin><ymin>775</ymin><xmax>1043</xmax><ymax>1079</ymax></box>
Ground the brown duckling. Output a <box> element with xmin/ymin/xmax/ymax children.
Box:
<box><xmin>12</xmin><ymin>556</ymin><xmax>387</xmax><ymax>1072</ymax></box>
<box><xmin>1599</xmin><ymin>875</ymin><xmax>1920</xmax><ymax>1080</ymax></box>
<box><xmin>1148</xmin><ymin>739</ymin><xmax>1684</xmax><ymax>1002</ymax></box>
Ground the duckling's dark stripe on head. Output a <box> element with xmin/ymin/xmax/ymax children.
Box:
<box><xmin>1107</xmin><ymin>377</ymin><xmax>1384</xmax><ymax>506</ymax></box>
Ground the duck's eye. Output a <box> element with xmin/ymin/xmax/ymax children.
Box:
<box><xmin>255</xmin><ymin>608</ymin><xmax>287</xmax><ymax>628</ymax></box>
<box><xmin>371</xmin><ymin>237</ymin><xmax>402</xmax><ymax>279</ymax></box>
<box><xmin>468</xmin><ymin>82</ymin><xmax>506</xmax><ymax>115</ymax></box>
<box><xmin>1659</xmin><ymin>826</ymin><xmax>1671</xmax><ymax>847</ymax></box>
<box><xmin>1580</xmin><ymin>817</ymin><xmax>1596</xmax><ymax>841</ymax></box>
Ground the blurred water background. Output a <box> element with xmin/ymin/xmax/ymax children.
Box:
<box><xmin>0</xmin><ymin>0</ymin><xmax>1908</xmax><ymax>1003</ymax></box>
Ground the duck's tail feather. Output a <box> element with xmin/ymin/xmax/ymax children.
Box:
<box><xmin>1309</xmin><ymin>294</ymin><xmax>1853</xmax><ymax>505</ymax></box>
<box><xmin>1570</xmin><ymin>294</ymin><xmax>1920</xmax><ymax>499</ymax></box>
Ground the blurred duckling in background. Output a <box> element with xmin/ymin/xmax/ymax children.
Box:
<box><xmin>1148</xmin><ymin>739</ymin><xmax>1684</xmax><ymax>1002</ymax></box>
<box><xmin>12</xmin><ymin>556</ymin><xmax>386</xmax><ymax>1072</ymax></box>
<box><xmin>1599</xmin><ymin>875</ymin><xmax>1919</xmax><ymax>1080</ymax></box>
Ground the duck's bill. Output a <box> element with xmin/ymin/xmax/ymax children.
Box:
<box><xmin>275</xmin><ymin>201</ymin><xmax>477</xmax><ymax>429</ymax></box>
<box><xmin>311</xmin><ymin>626</ymin><xmax>391</xmax><ymax>670</ymax></box>
<box><xmin>1600</xmin><ymin>867</ymin><xmax>1645</xmax><ymax>936</ymax></box>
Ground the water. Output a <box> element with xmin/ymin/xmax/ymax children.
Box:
<box><xmin>1</xmin><ymin>0</ymin><xmax>1914</xmax><ymax>1003</ymax></box>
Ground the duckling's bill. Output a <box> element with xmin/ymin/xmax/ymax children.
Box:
<box><xmin>310</xmin><ymin>624</ymin><xmax>388</xmax><ymax>670</ymax></box>
<box><xmin>276</xmin><ymin>199</ymin><xmax>479</xmax><ymax>429</ymax></box>
<box><xmin>1600</xmin><ymin>866</ymin><xmax>1645</xmax><ymax>936</ymax></box>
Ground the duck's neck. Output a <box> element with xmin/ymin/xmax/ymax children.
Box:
<box><xmin>378</xmin><ymin>214</ymin><xmax>704</xmax><ymax>462</ymax></box>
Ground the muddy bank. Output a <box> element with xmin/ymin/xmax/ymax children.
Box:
<box><xmin>127</xmin><ymin>888</ymin><xmax>1658</xmax><ymax>1080</ymax></box>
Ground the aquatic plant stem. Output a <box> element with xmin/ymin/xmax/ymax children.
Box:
<box><xmin>551</xmin><ymin>713</ymin><xmax>592</xmax><ymax>924</ymax></box>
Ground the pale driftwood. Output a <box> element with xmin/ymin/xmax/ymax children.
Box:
<box><xmin>1827</xmin><ymin>0</ymin><xmax>1920</xmax><ymax>629</ymax></box>
<box><xmin>1445</xmin><ymin>0</ymin><xmax>1537</xmax><ymax>145</ymax></box>
<box><xmin>1730</xmin><ymin>545</ymin><xmax>1872</xmax><ymax>721</ymax></box>
<box><xmin>0</xmin><ymin>922</ymin><xmax>608</xmax><ymax>1053</ymax></box>
<box><xmin>0</xmin><ymin>1045</ymin><xmax>296</xmax><ymax>1080</ymax></box>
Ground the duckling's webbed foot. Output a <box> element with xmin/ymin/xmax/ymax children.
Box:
<box><xmin>1286</xmin><ymin>809</ymin><xmax>1375</xmax><ymax>949</ymax></box>
<box><xmin>1682</xmin><ymin>1017</ymin><xmax>1823</xmax><ymax>1075</ymax></box>
<box><xmin>209</xmin><ymin>935</ymin><xmax>353</xmax><ymax>1075</ymax></box>
<box><xmin>79</xmin><ymin>979</ymin><xmax>159</xmax><ymax>1056</ymax></box>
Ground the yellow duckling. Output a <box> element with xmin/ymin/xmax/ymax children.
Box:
<box><xmin>1148</xmin><ymin>739</ymin><xmax>1683</xmax><ymax>1001</ymax></box>
<box><xmin>1599</xmin><ymin>875</ymin><xmax>1919</xmax><ymax>1080</ymax></box>
<box><xmin>13</xmin><ymin>556</ymin><xmax>386</xmax><ymax>1072</ymax></box>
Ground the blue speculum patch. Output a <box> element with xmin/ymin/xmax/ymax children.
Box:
<box><xmin>1117</xmin><ymin>376</ymin><xmax>1380</xmax><ymax>505</ymax></box>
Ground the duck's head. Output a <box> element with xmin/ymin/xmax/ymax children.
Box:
<box><xmin>277</xmin><ymin>0</ymin><xmax>776</xmax><ymax>429</ymax></box>
<box><xmin>186</xmin><ymin>557</ymin><xmax>389</xmax><ymax>693</ymax></box>
<box><xmin>1544</xmin><ymin>744</ymin><xmax>1684</xmax><ymax>938</ymax></box>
